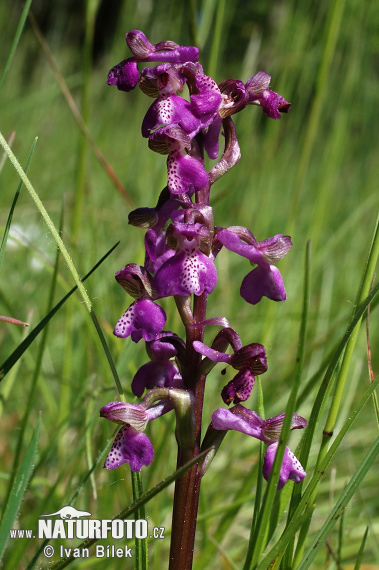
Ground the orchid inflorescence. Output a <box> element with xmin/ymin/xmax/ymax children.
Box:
<box><xmin>101</xmin><ymin>29</ymin><xmax>306</xmax><ymax>495</ymax></box>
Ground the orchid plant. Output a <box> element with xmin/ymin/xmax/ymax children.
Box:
<box><xmin>101</xmin><ymin>29</ymin><xmax>306</xmax><ymax>569</ymax></box>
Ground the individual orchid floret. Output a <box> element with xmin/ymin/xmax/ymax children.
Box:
<box><xmin>107</xmin><ymin>30</ymin><xmax>199</xmax><ymax>92</ymax></box>
<box><xmin>113</xmin><ymin>264</ymin><xmax>166</xmax><ymax>342</ymax></box>
<box><xmin>216</xmin><ymin>227</ymin><xmax>292</xmax><ymax>305</ymax></box>
<box><xmin>100</xmin><ymin>399</ymin><xmax>173</xmax><ymax>471</ymax></box>
<box><xmin>155</xmin><ymin>220</ymin><xmax>217</xmax><ymax>298</ymax></box>
<box><xmin>193</xmin><ymin>337</ymin><xmax>267</xmax><ymax>404</ymax></box>
<box><xmin>142</xmin><ymin>96</ymin><xmax>201</xmax><ymax>140</ymax></box>
<box><xmin>148</xmin><ymin>126</ymin><xmax>209</xmax><ymax>195</ymax></box>
<box><xmin>139</xmin><ymin>64</ymin><xmax>186</xmax><ymax>98</ymax></box>
<box><xmin>263</xmin><ymin>442</ymin><xmax>306</xmax><ymax>489</ymax></box>
<box><xmin>132</xmin><ymin>333</ymin><xmax>185</xmax><ymax>397</ymax></box>
<box><xmin>245</xmin><ymin>71</ymin><xmax>291</xmax><ymax>119</ymax></box>
<box><xmin>100</xmin><ymin>403</ymin><xmax>150</xmax><ymax>471</ymax></box>
<box><xmin>128</xmin><ymin>187</ymin><xmax>184</xmax><ymax>273</ymax></box>
<box><xmin>183</xmin><ymin>65</ymin><xmax>223</xmax><ymax>158</ymax></box>
<box><xmin>209</xmin><ymin>405</ymin><xmax>306</xmax><ymax>487</ymax></box>
<box><xmin>142</xmin><ymin>65</ymin><xmax>223</xmax><ymax>160</ymax></box>
<box><xmin>218</xmin><ymin>79</ymin><xmax>249</xmax><ymax>118</ymax></box>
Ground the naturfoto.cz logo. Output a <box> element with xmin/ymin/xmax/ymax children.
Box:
<box><xmin>37</xmin><ymin>507</ymin><xmax>149</xmax><ymax>540</ymax></box>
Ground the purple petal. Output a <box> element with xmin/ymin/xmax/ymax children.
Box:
<box><xmin>104</xmin><ymin>425</ymin><xmax>154</xmax><ymax>472</ymax></box>
<box><xmin>107</xmin><ymin>58</ymin><xmax>139</xmax><ymax>92</ymax></box>
<box><xmin>146</xmin><ymin>336</ymin><xmax>179</xmax><ymax>361</ymax></box>
<box><xmin>192</xmin><ymin>340</ymin><xmax>232</xmax><ymax>364</ymax></box>
<box><xmin>231</xmin><ymin>343</ymin><xmax>267</xmax><ymax>373</ymax></box>
<box><xmin>218</xmin><ymin>79</ymin><xmax>249</xmax><ymax>118</ymax></box>
<box><xmin>258</xmin><ymin>90</ymin><xmax>291</xmax><ymax>120</ymax></box>
<box><xmin>263</xmin><ymin>443</ymin><xmax>306</xmax><ymax>489</ymax></box>
<box><xmin>217</xmin><ymin>229</ymin><xmax>263</xmax><ymax>264</ymax></box>
<box><xmin>143</xmin><ymin>46</ymin><xmax>199</xmax><ymax>64</ymax></box>
<box><xmin>167</xmin><ymin>149</ymin><xmax>209</xmax><ymax>194</ymax></box>
<box><xmin>212</xmin><ymin>405</ymin><xmax>264</xmax><ymax>439</ymax></box>
<box><xmin>132</xmin><ymin>361</ymin><xmax>180</xmax><ymax>397</ymax></box>
<box><xmin>113</xmin><ymin>299</ymin><xmax>166</xmax><ymax>342</ymax></box>
<box><xmin>142</xmin><ymin>95</ymin><xmax>199</xmax><ymax>138</ymax></box>
<box><xmin>203</xmin><ymin>115</ymin><xmax>222</xmax><ymax>160</ymax></box>
<box><xmin>144</xmin><ymin>228</ymin><xmax>176</xmax><ymax>274</ymax></box>
<box><xmin>155</xmin><ymin>250</ymin><xmax>217</xmax><ymax>297</ymax></box>
<box><xmin>240</xmin><ymin>265</ymin><xmax>286</xmax><ymax>305</ymax></box>
<box><xmin>221</xmin><ymin>368</ymin><xmax>255</xmax><ymax>405</ymax></box>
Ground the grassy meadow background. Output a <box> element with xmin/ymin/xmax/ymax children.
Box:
<box><xmin>0</xmin><ymin>0</ymin><xmax>378</xmax><ymax>568</ymax></box>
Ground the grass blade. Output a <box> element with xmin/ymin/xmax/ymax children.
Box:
<box><xmin>0</xmin><ymin>0</ymin><xmax>34</xmax><ymax>89</ymax></box>
<box><xmin>0</xmin><ymin>137</ymin><xmax>38</xmax><ymax>270</ymax></box>
<box><xmin>0</xmin><ymin>414</ymin><xmax>41</xmax><ymax>563</ymax></box>
<box><xmin>0</xmin><ymin>241</ymin><xmax>119</xmax><ymax>381</ymax></box>
<box><xmin>297</xmin><ymin>436</ymin><xmax>379</xmax><ymax>569</ymax></box>
<box><xmin>354</xmin><ymin>526</ymin><xmax>369</xmax><ymax>570</ymax></box>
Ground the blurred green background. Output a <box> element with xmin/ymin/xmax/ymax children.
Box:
<box><xmin>0</xmin><ymin>0</ymin><xmax>378</xmax><ymax>568</ymax></box>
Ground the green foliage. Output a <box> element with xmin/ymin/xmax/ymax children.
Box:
<box><xmin>0</xmin><ymin>0</ymin><xmax>378</xmax><ymax>568</ymax></box>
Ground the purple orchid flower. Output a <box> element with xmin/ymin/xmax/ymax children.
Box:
<box><xmin>107</xmin><ymin>30</ymin><xmax>199</xmax><ymax>92</ymax></box>
<box><xmin>193</xmin><ymin>337</ymin><xmax>267</xmax><ymax>404</ymax></box>
<box><xmin>128</xmin><ymin>187</ymin><xmax>184</xmax><ymax>273</ymax></box>
<box><xmin>245</xmin><ymin>71</ymin><xmax>291</xmax><ymax>119</ymax></box>
<box><xmin>148</xmin><ymin>125</ymin><xmax>209</xmax><ymax>195</ymax></box>
<box><xmin>139</xmin><ymin>64</ymin><xmax>186</xmax><ymax>98</ymax></box>
<box><xmin>100</xmin><ymin>401</ymin><xmax>162</xmax><ymax>471</ymax></box>
<box><xmin>216</xmin><ymin>227</ymin><xmax>292</xmax><ymax>305</ymax></box>
<box><xmin>132</xmin><ymin>333</ymin><xmax>185</xmax><ymax>397</ymax></box>
<box><xmin>113</xmin><ymin>264</ymin><xmax>166</xmax><ymax>342</ymax></box>
<box><xmin>211</xmin><ymin>404</ymin><xmax>306</xmax><ymax>488</ymax></box>
<box><xmin>212</xmin><ymin>404</ymin><xmax>306</xmax><ymax>443</ymax></box>
<box><xmin>142</xmin><ymin>65</ymin><xmax>223</xmax><ymax>161</ymax></box>
<box><xmin>155</xmin><ymin>221</ymin><xmax>217</xmax><ymax>297</ymax></box>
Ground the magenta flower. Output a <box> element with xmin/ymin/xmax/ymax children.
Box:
<box><xmin>212</xmin><ymin>404</ymin><xmax>306</xmax><ymax>444</ymax></box>
<box><xmin>147</xmin><ymin>125</ymin><xmax>208</xmax><ymax>195</ymax></box>
<box><xmin>100</xmin><ymin>402</ymin><xmax>153</xmax><ymax>471</ymax></box>
<box><xmin>113</xmin><ymin>264</ymin><xmax>166</xmax><ymax>342</ymax></box>
<box><xmin>216</xmin><ymin>228</ymin><xmax>292</xmax><ymax>305</ymax></box>
<box><xmin>131</xmin><ymin>333</ymin><xmax>185</xmax><ymax>397</ymax></box>
<box><xmin>193</xmin><ymin>337</ymin><xmax>267</xmax><ymax>404</ymax></box>
<box><xmin>155</xmin><ymin>221</ymin><xmax>217</xmax><ymax>297</ymax></box>
<box><xmin>100</xmin><ymin>400</ymin><xmax>173</xmax><ymax>472</ymax></box>
<box><xmin>211</xmin><ymin>404</ymin><xmax>306</xmax><ymax>488</ymax></box>
<box><xmin>245</xmin><ymin>71</ymin><xmax>291</xmax><ymax>119</ymax></box>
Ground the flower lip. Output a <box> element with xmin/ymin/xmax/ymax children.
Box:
<box><xmin>104</xmin><ymin>425</ymin><xmax>154</xmax><ymax>472</ymax></box>
<box><xmin>263</xmin><ymin>442</ymin><xmax>306</xmax><ymax>489</ymax></box>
